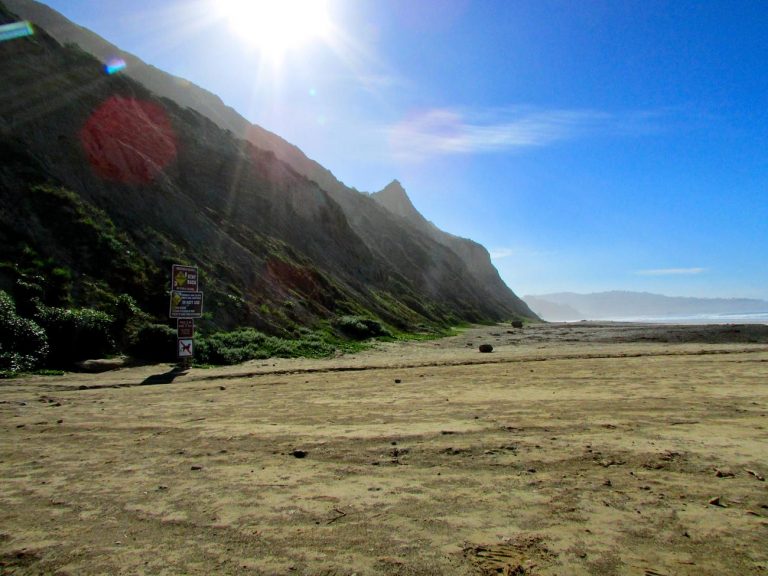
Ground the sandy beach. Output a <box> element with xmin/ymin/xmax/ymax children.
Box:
<box><xmin>1</xmin><ymin>322</ymin><xmax>767</xmax><ymax>575</ymax></box>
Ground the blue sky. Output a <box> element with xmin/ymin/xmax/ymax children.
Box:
<box><xmin>38</xmin><ymin>0</ymin><xmax>768</xmax><ymax>299</ymax></box>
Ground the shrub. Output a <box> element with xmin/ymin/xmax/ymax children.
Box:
<box><xmin>128</xmin><ymin>323</ymin><xmax>177</xmax><ymax>362</ymax></box>
<box><xmin>196</xmin><ymin>328</ymin><xmax>336</xmax><ymax>365</ymax></box>
<box><xmin>109</xmin><ymin>293</ymin><xmax>151</xmax><ymax>347</ymax></box>
<box><xmin>333</xmin><ymin>315</ymin><xmax>391</xmax><ymax>340</ymax></box>
<box><xmin>35</xmin><ymin>304</ymin><xmax>114</xmax><ymax>366</ymax></box>
<box><xmin>0</xmin><ymin>290</ymin><xmax>48</xmax><ymax>372</ymax></box>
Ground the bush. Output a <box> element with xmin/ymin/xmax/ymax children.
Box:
<box><xmin>35</xmin><ymin>304</ymin><xmax>114</xmax><ymax>366</ymax></box>
<box><xmin>334</xmin><ymin>315</ymin><xmax>391</xmax><ymax>340</ymax></box>
<box><xmin>128</xmin><ymin>323</ymin><xmax>177</xmax><ymax>362</ymax></box>
<box><xmin>109</xmin><ymin>293</ymin><xmax>151</xmax><ymax>348</ymax></box>
<box><xmin>0</xmin><ymin>290</ymin><xmax>48</xmax><ymax>372</ymax></box>
<box><xmin>196</xmin><ymin>328</ymin><xmax>336</xmax><ymax>365</ymax></box>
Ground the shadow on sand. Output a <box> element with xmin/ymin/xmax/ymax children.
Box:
<box><xmin>140</xmin><ymin>365</ymin><xmax>189</xmax><ymax>385</ymax></box>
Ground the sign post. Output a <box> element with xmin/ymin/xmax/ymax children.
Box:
<box><xmin>170</xmin><ymin>265</ymin><xmax>203</xmax><ymax>367</ymax></box>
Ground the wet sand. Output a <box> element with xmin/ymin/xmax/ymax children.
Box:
<box><xmin>1</xmin><ymin>323</ymin><xmax>767</xmax><ymax>575</ymax></box>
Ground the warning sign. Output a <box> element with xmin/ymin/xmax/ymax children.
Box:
<box><xmin>169</xmin><ymin>290</ymin><xmax>203</xmax><ymax>318</ymax></box>
<box><xmin>172</xmin><ymin>265</ymin><xmax>199</xmax><ymax>292</ymax></box>
<box><xmin>177</xmin><ymin>338</ymin><xmax>194</xmax><ymax>358</ymax></box>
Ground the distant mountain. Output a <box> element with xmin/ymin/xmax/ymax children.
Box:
<box><xmin>524</xmin><ymin>291</ymin><xmax>768</xmax><ymax>322</ymax></box>
<box><xmin>0</xmin><ymin>1</ymin><xmax>536</xmax><ymax>334</ymax></box>
<box><xmin>521</xmin><ymin>297</ymin><xmax>584</xmax><ymax>322</ymax></box>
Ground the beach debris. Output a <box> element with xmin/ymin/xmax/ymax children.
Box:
<box><xmin>327</xmin><ymin>508</ymin><xmax>347</xmax><ymax>524</ymax></box>
<box><xmin>708</xmin><ymin>496</ymin><xmax>727</xmax><ymax>507</ymax></box>
<box><xmin>715</xmin><ymin>468</ymin><xmax>735</xmax><ymax>478</ymax></box>
<box><xmin>190</xmin><ymin>465</ymin><xmax>203</xmax><ymax>471</ymax></box>
<box><xmin>478</xmin><ymin>344</ymin><xmax>493</xmax><ymax>353</ymax></box>
<box><xmin>394</xmin><ymin>379</ymin><xmax>401</xmax><ymax>383</ymax></box>
<box><xmin>218</xmin><ymin>386</ymin><xmax>226</xmax><ymax>390</ymax></box>
<box><xmin>603</xmin><ymin>479</ymin><xmax>612</xmax><ymax>487</ymax></box>
<box><xmin>291</xmin><ymin>449</ymin><xmax>307</xmax><ymax>458</ymax></box>
<box><xmin>442</xmin><ymin>447</ymin><xmax>468</xmax><ymax>455</ymax></box>
<box><xmin>390</xmin><ymin>447</ymin><xmax>409</xmax><ymax>458</ymax></box>
<box><xmin>746</xmin><ymin>469</ymin><xmax>765</xmax><ymax>481</ymax></box>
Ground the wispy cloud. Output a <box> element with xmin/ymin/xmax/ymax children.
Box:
<box><xmin>635</xmin><ymin>267</ymin><xmax>707</xmax><ymax>276</ymax></box>
<box><xmin>384</xmin><ymin>106</ymin><xmax>661</xmax><ymax>161</ymax></box>
<box><xmin>489</xmin><ymin>248</ymin><xmax>518</xmax><ymax>259</ymax></box>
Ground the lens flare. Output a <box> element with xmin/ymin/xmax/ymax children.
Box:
<box><xmin>80</xmin><ymin>96</ymin><xmax>177</xmax><ymax>184</ymax></box>
<box><xmin>105</xmin><ymin>57</ymin><xmax>127</xmax><ymax>75</ymax></box>
<box><xmin>0</xmin><ymin>21</ymin><xmax>34</xmax><ymax>43</ymax></box>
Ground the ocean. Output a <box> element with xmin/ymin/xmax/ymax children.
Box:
<box><xmin>592</xmin><ymin>312</ymin><xmax>768</xmax><ymax>325</ymax></box>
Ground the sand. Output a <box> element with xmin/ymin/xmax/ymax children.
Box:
<box><xmin>1</xmin><ymin>322</ymin><xmax>767</xmax><ymax>575</ymax></box>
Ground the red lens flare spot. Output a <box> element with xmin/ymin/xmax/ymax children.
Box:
<box><xmin>80</xmin><ymin>96</ymin><xmax>177</xmax><ymax>184</ymax></box>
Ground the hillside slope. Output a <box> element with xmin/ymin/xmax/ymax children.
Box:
<box><xmin>0</xmin><ymin>3</ymin><xmax>536</xmax><ymax>334</ymax></box>
<box><xmin>3</xmin><ymin>0</ymin><xmax>535</xmax><ymax>324</ymax></box>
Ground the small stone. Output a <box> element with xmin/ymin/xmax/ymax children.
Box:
<box><xmin>291</xmin><ymin>449</ymin><xmax>307</xmax><ymax>458</ymax></box>
<box><xmin>478</xmin><ymin>344</ymin><xmax>493</xmax><ymax>353</ymax></box>
<box><xmin>158</xmin><ymin>485</ymin><xmax>169</xmax><ymax>491</ymax></box>
<box><xmin>191</xmin><ymin>465</ymin><xmax>203</xmax><ymax>471</ymax></box>
<box><xmin>746</xmin><ymin>469</ymin><xmax>766</xmax><ymax>481</ymax></box>
<box><xmin>715</xmin><ymin>468</ymin><xmax>735</xmax><ymax>478</ymax></box>
<box><xmin>56</xmin><ymin>419</ymin><xmax>63</xmax><ymax>424</ymax></box>
<box><xmin>394</xmin><ymin>379</ymin><xmax>401</xmax><ymax>384</ymax></box>
<box><xmin>219</xmin><ymin>386</ymin><xmax>226</xmax><ymax>391</ymax></box>
<box><xmin>603</xmin><ymin>479</ymin><xmax>612</xmax><ymax>486</ymax></box>
<box><xmin>708</xmin><ymin>496</ymin><xmax>727</xmax><ymax>507</ymax></box>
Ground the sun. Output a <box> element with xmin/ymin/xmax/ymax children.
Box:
<box><xmin>215</xmin><ymin>0</ymin><xmax>331</xmax><ymax>60</ymax></box>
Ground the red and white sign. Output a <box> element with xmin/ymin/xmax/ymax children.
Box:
<box><xmin>177</xmin><ymin>338</ymin><xmax>194</xmax><ymax>358</ymax></box>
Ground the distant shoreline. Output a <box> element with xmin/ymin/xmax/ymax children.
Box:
<box><xmin>550</xmin><ymin>313</ymin><xmax>768</xmax><ymax>325</ymax></box>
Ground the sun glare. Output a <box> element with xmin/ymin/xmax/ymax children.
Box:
<box><xmin>215</xmin><ymin>0</ymin><xmax>331</xmax><ymax>60</ymax></box>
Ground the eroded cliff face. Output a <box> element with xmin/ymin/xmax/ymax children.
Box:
<box><xmin>0</xmin><ymin>1</ymin><xmax>537</xmax><ymax>333</ymax></box>
<box><xmin>371</xmin><ymin>180</ymin><xmax>535</xmax><ymax>319</ymax></box>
